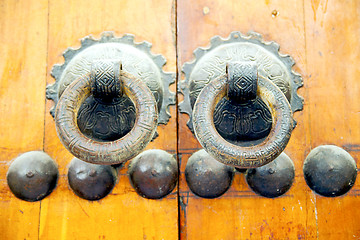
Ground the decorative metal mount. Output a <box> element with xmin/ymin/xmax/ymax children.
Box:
<box><xmin>179</xmin><ymin>31</ymin><xmax>304</xmax><ymax>132</ymax></box>
<box><xmin>192</xmin><ymin>61</ymin><xmax>295</xmax><ymax>168</ymax></box>
<box><xmin>46</xmin><ymin>32</ymin><xmax>175</xmax><ymax>125</ymax></box>
<box><xmin>54</xmin><ymin>60</ymin><xmax>158</xmax><ymax>165</ymax></box>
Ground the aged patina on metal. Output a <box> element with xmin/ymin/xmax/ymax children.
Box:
<box><xmin>246</xmin><ymin>152</ymin><xmax>295</xmax><ymax>198</ymax></box>
<box><xmin>77</xmin><ymin>60</ymin><xmax>135</xmax><ymax>141</ymax></box>
<box><xmin>68</xmin><ymin>158</ymin><xmax>117</xmax><ymax>200</ymax></box>
<box><xmin>214</xmin><ymin>62</ymin><xmax>272</xmax><ymax>145</ymax></box>
<box><xmin>180</xmin><ymin>31</ymin><xmax>303</xmax><ymax>132</ymax></box>
<box><xmin>47</xmin><ymin>32</ymin><xmax>175</xmax><ymax>125</ymax></box>
<box><xmin>192</xmin><ymin>61</ymin><xmax>295</xmax><ymax>168</ymax></box>
<box><xmin>55</xmin><ymin>60</ymin><xmax>157</xmax><ymax>165</ymax></box>
<box><xmin>303</xmin><ymin>145</ymin><xmax>357</xmax><ymax>197</ymax></box>
<box><xmin>185</xmin><ymin>149</ymin><xmax>235</xmax><ymax>198</ymax></box>
<box><xmin>7</xmin><ymin>151</ymin><xmax>59</xmax><ymax>202</ymax></box>
<box><xmin>46</xmin><ymin>32</ymin><xmax>175</xmax><ymax>164</ymax></box>
<box><xmin>179</xmin><ymin>32</ymin><xmax>303</xmax><ymax>168</ymax></box>
<box><xmin>128</xmin><ymin>150</ymin><xmax>178</xmax><ymax>199</ymax></box>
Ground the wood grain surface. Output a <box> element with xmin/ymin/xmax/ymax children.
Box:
<box><xmin>0</xmin><ymin>0</ymin><xmax>359</xmax><ymax>239</ymax></box>
<box><xmin>0</xmin><ymin>0</ymin><xmax>178</xmax><ymax>239</ymax></box>
<box><xmin>304</xmin><ymin>1</ymin><xmax>360</xmax><ymax>239</ymax></box>
<box><xmin>0</xmin><ymin>0</ymin><xmax>48</xmax><ymax>239</ymax></box>
<box><xmin>177</xmin><ymin>0</ymin><xmax>358</xmax><ymax>239</ymax></box>
<box><xmin>41</xmin><ymin>0</ymin><xmax>178</xmax><ymax>239</ymax></box>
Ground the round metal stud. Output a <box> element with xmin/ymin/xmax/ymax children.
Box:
<box><xmin>185</xmin><ymin>149</ymin><xmax>235</xmax><ymax>198</ymax></box>
<box><xmin>7</xmin><ymin>151</ymin><xmax>59</xmax><ymax>202</ymax></box>
<box><xmin>68</xmin><ymin>158</ymin><xmax>117</xmax><ymax>201</ymax></box>
<box><xmin>303</xmin><ymin>145</ymin><xmax>357</xmax><ymax>197</ymax></box>
<box><xmin>128</xmin><ymin>149</ymin><xmax>178</xmax><ymax>199</ymax></box>
<box><xmin>245</xmin><ymin>152</ymin><xmax>295</xmax><ymax>198</ymax></box>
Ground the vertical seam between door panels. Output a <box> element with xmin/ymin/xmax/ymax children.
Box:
<box><xmin>302</xmin><ymin>0</ymin><xmax>318</xmax><ymax>239</ymax></box>
<box><xmin>39</xmin><ymin>0</ymin><xmax>50</xmax><ymax>239</ymax></box>
<box><xmin>174</xmin><ymin>0</ymin><xmax>181</xmax><ymax>239</ymax></box>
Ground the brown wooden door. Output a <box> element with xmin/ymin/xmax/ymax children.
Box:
<box><xmin>0</xmin><ymin>0</ymin><xmax>359</xmax><ymax>240</ymax></box>
<box><xmin>0</xmin><ymin>0</ymin><xmax>178</xmax><ymax>239</ymax></box>
<box><xmin>177</xmin><ymin>1</ymin><xmax>360</xmax><ymax>239</ymax></box>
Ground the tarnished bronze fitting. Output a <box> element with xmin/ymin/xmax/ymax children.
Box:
<box><xmin>185</xmin><ymin>149</ymin><xmax>235</xmax><ymax>199</ymax></box>
<box><xmin>179</xmin><ymin>31</ymin><xmax>303</xmax><ymax>132</ymax></box>
<box><xmin>54</xmin><ymin>59</ymin><xmax>158</xmax><ymax>165</ymax></box>
<box><xmin>128</xmin><ymin>149</ymin><xmax>178</xmax><ymax>199</ymax></box>
<box><xmin>179</xmin><ymin>32</ymin><xmax>303</xmax><ymax>169</ymax></box>
<box><xmin>246</xmin><ymin>152</ymin><xmax>295</xmax><ymax>198</ymax></box>
<box><xmin>303</xmin><ymin>145</ymin><xmax>357</xmax><ymax>197</ymax></box>
<box><xmin>192</xmin><ymin>61</ymin><xmax>295</xmax><ymax>168</ymax></box>
<box><xmin>7</xmin><ymin>151</ymin><xmax>59</xmax><ymax>202</ymax></box>
<box><xmin>214</xmin><ymin>62</ymin><xmax>272</xmax><ymax>143</ymax></box>
<box><xmin>46</xmin><ymin>32</ymin><xmax>176</xmax><ymax>164</ymax></box>
<box><xmin>77</xmin><ymin>60</ymin><xmax>135</xmax><ymax>142</ymax></box>
<box><xmin>68</xmin><ymin>158</ymin><xmax>117</xmax><ymax>201</ymax></box>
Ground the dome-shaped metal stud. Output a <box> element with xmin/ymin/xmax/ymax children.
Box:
<box><xmin>128</xmin><ymin>149</ymin><xmax>178</xmax><ymax>199</ymax></box>
<box><xmin>303</xmin><ymin>145</ymin><xmax>357</xmax><ymax>197</ymax></box>
<box><xmin>245</xmin><ymin>152</ymin><xmax>295</xmax><ymax>198</ymax></box>
<box><xmin>7</xmin><ymin>151</ymin><xmax>59</xmax><ymax>202</ymax></box>
<box><xmin>68</xmin><ymin>158</ymin><xmax>117</xmax><ymax>201</ymax></box>
<box><xmin>185</xmin><ymin>149</ymin><xmax>235</xmax><ymax>198</ymax></box>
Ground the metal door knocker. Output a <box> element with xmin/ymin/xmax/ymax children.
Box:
<box><xmin>180</xmin><ymin>32</ymin><xmax>303</xmax><ymax>169</ymax></box>
<box><xmin>46</xmin><ymin>32</ymin><xmax>175</xmax><ymax>165</ymax></box>
<box><xmin>55</xmin><ymin>60</ymin><xmax>157</xmax><ymax>164</ymax></box>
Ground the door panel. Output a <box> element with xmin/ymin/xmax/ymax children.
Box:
<box><xmin>1</xmin><ymin>0</ymin><xmax>178</xmax><ymax>239</ymax></box>
<box><xmin>0</xmin><ymin>0</ymin><xmax>48</xmax><ymax>239</ymax></box>
<box><xmin>304</xmin><ymin>1</ymin><xmax>360</xmax><ymax>238</ymax></box>
<box><xmin>1</xmin><ymin>0</ymin><xmax>360</xmax><ymax>240</ymax></box>
<box><xmin>177</xmin><ymin>0</ymin><xmax>359</xmax><ymax>239</ymax></box>
<box><xmin>177</xmin><ymin>1</ymin><xmax>317</xmax><ymax>239</ymax></box>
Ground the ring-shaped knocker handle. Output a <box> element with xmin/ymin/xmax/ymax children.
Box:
<box><xmin>192</xmin><ymin>62</ymin><xmax>295</xmax><ymax>168</ymax></box>
<box><xmin>55</xmin><ymin>60</ymin><xmax>158</xmax><ymax>165</ymax></box>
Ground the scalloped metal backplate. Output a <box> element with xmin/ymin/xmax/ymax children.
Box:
<box><xmin>179</xmin><ymin>31</ymin><xmax>304</xmax><ymax>131</ymax></box>
<box><xmin>46</xmin><ymin>32</ymin><xmax>175</xmax><ymax>125</ymax></box>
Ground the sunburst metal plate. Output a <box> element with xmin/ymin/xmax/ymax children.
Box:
<box><xmin>46</xmin><ymin>32</ymin><xmax>175</xmax><ymax>125</ymax></box>
<box><xmin>179</xmin><ymin>31</ymin><xmax>304</xmax><ymax>132</ymax></box>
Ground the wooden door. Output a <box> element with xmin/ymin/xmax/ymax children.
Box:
<box><xmin>1</xmin><ymin>0</ymin><xmax>359</xmax><ymax>240</ymax></box>
<box><xmin>177</xmin><ymin>0</ymin><xmax>360</xmax><ymax>239</ymax></box>
<box><xmin>0</xmin><ymin>0</ymin><xmax>178</xmax><ymax>239</ymax></box>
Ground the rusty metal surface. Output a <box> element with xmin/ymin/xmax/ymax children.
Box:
<box><xmin>7</xmin><ymin>151</ymin><xmax>58</xmax><ymax>202</ymax></box>
<box><xmin>185</xmin><ymin>149</ymin><xmax>235</xmax><ymax>198</ymax></box>
<box><xmin>55</xmin><ymin>67</ymin><xmax>158</xmax><ymax>165</ymax></box>
<box><xmin>128</xmin><ymin>149</ymin><xmax>178</xmax><ymax>199</ymax></box>
<box><xmin>179</xmin><ymin>31</ymin><xmax>303</xmax><ymax>132</ymax></box>
<box><xmin>246</xmin><ymin>152</ymin><xmax>295</xmax><ymax>198</ymax></box>
<box><xmin>192</xmin><ymin>62</ymin><xmax>295</xmax><ymax>168</ymax></box>
<box><xmin>68</xmin><ymin>158</ymin><xmax>117</xmax><ymax>200</ymax></box>
<box><xmin>303</xmin><ymin>145</ymin><xmax>357</xmax><ymax>197</ymax></box>
<box><xmin>46</xmin><ymin>32</ymin><xmax>175</xmax><ymax>125</ymax></box>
